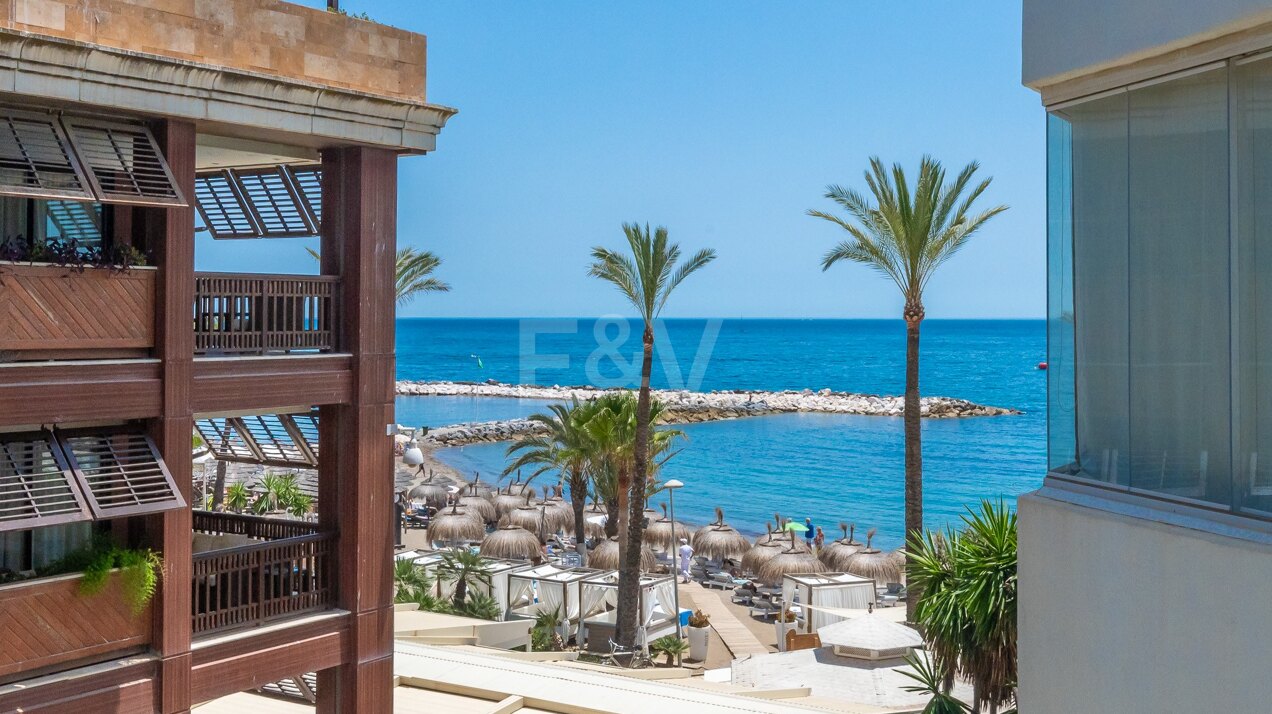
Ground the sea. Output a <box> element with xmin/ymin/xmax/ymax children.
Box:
<box><xmin>394</xmin><ymin>318</ymin><xmax>1046</xmax><ymax>550</ymax></box>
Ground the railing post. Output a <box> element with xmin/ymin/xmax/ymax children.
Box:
<box><xmin>255</xmin><ymin>546</ymin><xmax>266</xmax><ymax>627</ymax></box>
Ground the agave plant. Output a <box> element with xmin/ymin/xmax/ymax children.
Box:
<box><xmin>899</xmin><ymin>651</ymin><xmax>971</xmax><ymax>714</ymax></box>
<box><xmin>224</xmin><ymin>482</ymin><xmax>251</xmax><ymax>513</ymax></box>
<box><xmin>649</xmin><ymin>635</ymin><xmax>689</xmax><ymax>666</ymax></box>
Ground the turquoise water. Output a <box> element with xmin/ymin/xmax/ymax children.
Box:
<box><xmin>394</xmin><ymin>319</ymin><xmax>1046</xmax><ymax>549</ymax></box>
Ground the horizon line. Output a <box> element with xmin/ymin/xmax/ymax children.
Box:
<box><xmin>393</xmin><ymin>315</ymin><xmax>1047</xmax><ymax>321</ymax></box>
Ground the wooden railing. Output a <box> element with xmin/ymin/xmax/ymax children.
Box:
<box><xmin>192</xmin><ymin>531</ymin><xmax>335</xmax><ymax>635</ymax></box>
<box><xmin>193</xmin><ymin>510</ymin><xmax>320</xmax><ymax>540</ymax></box>
<box><xmin>193</xmin><ymin>272</ymin><xmax>338</xmax><ymax>355</ymax></box>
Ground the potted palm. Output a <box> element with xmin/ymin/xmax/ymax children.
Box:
<box><xmin>650</xmin><ymin>635</ymin><xmax>689</xmax><ymax>667</ymax></box>
<box><xmin>687</xmin><ymin>609</ymin><xmax>710</xmax><ymax>661</ymax></box>
<box><xmin>775</xmin><ymin>608</ymin><xmax>799</xmax><ymax>651</ymax></box>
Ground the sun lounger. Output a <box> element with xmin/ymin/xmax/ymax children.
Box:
<box><xmin>749</xmin><ymin>599</ymin><xmax>778</xmax><ymax>620</ymax></box>
<box><xmin>731</xmin><ymin>586</ymin><xmax>754</xmax><ymax>605</ymax></box>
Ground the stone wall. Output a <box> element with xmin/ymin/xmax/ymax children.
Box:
<box><xmin>0</xmin><ymin>0</ymin><xmax>425</xmax><ymax>101</ymax></box>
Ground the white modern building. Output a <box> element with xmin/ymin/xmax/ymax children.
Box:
<box><xmin>1021</xmin><ymin>1</ymin><xmax>1272</xmax><ymax>711</ymax></box>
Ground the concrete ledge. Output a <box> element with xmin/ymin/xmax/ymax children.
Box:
<box><xmin>0</xmin><ymin>31</ymin><xmax>455</xmax><ymax>152</ymax></box>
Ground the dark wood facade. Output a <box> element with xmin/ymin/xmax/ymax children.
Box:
<box><xmin>0</xmin><ymin>124</ymin><xmax>401</xmax><ymax>712</ymax></box>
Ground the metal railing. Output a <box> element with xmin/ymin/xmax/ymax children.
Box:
<box><xmin>193</xmin><ymin>272</ymin><xmax>338</xmax><ymax>355</ymax></box>
<box><xmin>191</xmin><ymin>523</ymin><xmax>335</xmax><ymax>636</ymax></box>
<box><xmin>193</xmin><ymin>510</ymin><xmax>320</xmax><ymax>540</ymax></box>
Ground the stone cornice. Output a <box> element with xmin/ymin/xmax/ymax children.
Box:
<box><xmin>0</xmin><ymin>30</ymin><xmax>456</xmax><ymax>153</ymax></box>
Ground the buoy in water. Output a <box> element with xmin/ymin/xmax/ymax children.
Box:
<box><xmin>1037</xmin><ymin>362</ymin><xmax>1048</xmax><ymax>370</ymax></box>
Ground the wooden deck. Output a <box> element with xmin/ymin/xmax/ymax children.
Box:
<box><xmin>678</xmin><ymin>582</ymin><xmax>769</xmax><ymax>658</ymax></box>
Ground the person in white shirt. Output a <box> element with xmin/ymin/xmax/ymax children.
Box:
<box><xmin>678</xmin><ymin>538</ymin><xmax>694</xmax><ymax>584</ymax></box>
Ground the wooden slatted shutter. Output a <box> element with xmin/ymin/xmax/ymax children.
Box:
<box><xmin>60</xmin><ymin>116</ymin><xmax>186</xmax><ymax>207</ymax></box>
<box><xmin>234</xmin><ymin>166</ymin><xmax>317</xmax><ymax>237</ymax></box>
<box><xmin>194</xmin><ymin>418</ymin><xmax>260</xmax><ymax>462</ymax></box>
<box><xmin>59</xmin><ymin>430</ymin><xmax>185</xmax><ymax>519</ymax></box>
<box><xmin>0</xmin><ymin>432</ymin><xmax>91</xmax><ymax>533</ymax></box>
<box><xmin>194</xmin><ymin>170</ymin><xmax>261</xmax><ymax>239</ymax></box>
<box><xmin>233</xmin><ymin>414</ymin><xmax>317</xmax><ymax>468</ymax></box>
<box><xmin>0</xmin><ymin>108</ymin><xmax>95</xmax><ymax>201</ymax></box>
<box><xmin>287</xmin><ymin>165</ymin><xmax>323</xmax><ymax>226</ymax></box>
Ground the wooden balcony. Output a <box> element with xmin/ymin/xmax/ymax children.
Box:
<box><xmin>0</xmin><ymin>571</ymin><xmax>152</xmax><ymax>683</ymax></box>
<box><xmin>0</xmin><ymin>262</ymin><xmax>156</xmax><ymax>360</ymax></box>
<box><xmin>192</xmin><ymin>511</ymin><xmax>335</xmax><ymax>636</ymax></box>
<box><xmin>193</xmin><ymin>273</ymin><xmax>339</xmax><ymax>356</ymax></box>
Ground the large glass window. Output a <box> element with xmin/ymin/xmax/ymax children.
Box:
<box><xmin>1048</xmin><ymin>64</ymin><xmax>1241</xmax><ymax>513</ymax></box>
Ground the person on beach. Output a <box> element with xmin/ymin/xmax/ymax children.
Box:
<box><xmin>804</xmin><ymin>518</ymin><xmax>815</xmax><ymax>549</ymax></box>
<box><xmin>678</xmin><ymin>538</ymin><xmax>694</xmax><ymax>583</ymax></box>
<box><xmin>813</xmin><ymin>526</ymin><xmax>825</xmax><ymax>554</ymax></box>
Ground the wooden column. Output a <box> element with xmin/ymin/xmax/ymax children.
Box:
<box><xmin>315</xmin><ymin>146</ymin><xmax>398</xmax><ymax>713</ymax></box>
<box><xmin>140</xmin><ymin>119</ymin><xmax>197</xmax><ymax>714</ymax></box>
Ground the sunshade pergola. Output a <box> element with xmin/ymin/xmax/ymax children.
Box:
<box><xmin>194</xmin><ymin>410</ymin><xmax>320</xmax><ymax>469</ymax></box>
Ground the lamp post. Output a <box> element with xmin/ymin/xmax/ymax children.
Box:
<box><xmin>664</xmin><ymin>478</ymin><xmax>684</xmax><ymax>667</ymax></box>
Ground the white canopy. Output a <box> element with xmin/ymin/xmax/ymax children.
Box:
<box><xmin>817</xmin><ymin>616</ymin><xmax>923</xmax><ymax>660</ymax></box>
<box><xmin>782</xmin><ymin>572</ymin><xmax>876</xmax><ymax>632</ymax></box>
<box><xmin>405</xmin><ymin>550</ymin><xmax>532</xmax><ymax>618</ymax></box>
<box><xmin>505</xmin><ymin>564</ymin><xmax>608</xmax><ymax>629</ymax></box>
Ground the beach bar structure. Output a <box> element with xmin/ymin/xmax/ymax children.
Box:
<box><xmin>578</xmin><ymin>572</ymin><xmax>679</xmax><ymax>652</ymax></box>
<box><xmin>0</xmin><ymin>1</ymin><xmax>452</xmax><ymax>711</ymax></box>
<box><xmin>782</xmin><ymin>573</ymin><xmax>877</xmax><ymax>632</ymax></box>
<box><xmin>504</xmin><ymin>564</ymin><xmax>607</xmax><ymax>635</ymax></box>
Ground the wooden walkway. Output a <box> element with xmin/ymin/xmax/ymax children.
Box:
<box><xmin>678</xmin><ymin>582</ymin><xmax>769</xmax><ymax>658</ymax></box>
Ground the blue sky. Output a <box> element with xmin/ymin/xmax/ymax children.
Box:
<box><xmin>202</xmin><ymin>1</ymin><xmax>1044</xmax><ymax>319</ymax></box>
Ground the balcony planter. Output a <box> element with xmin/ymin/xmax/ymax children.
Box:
<box><xmin>0</xmin><ymin>570</ymin><xmax>153</xmax><ymax>682</ymax></box>
<box><xmin>0</xmin><ymin>261</ymin><xmax>156</xmax><ymax>359</ymax></box>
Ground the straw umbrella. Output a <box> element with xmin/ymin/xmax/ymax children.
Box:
<box><xmin>643</xmin><ymin>502</ymin><xmax>691</xmax><ymax>552</ymax></box>
<box><xmin>533</xmin><ymin>487</ymin><xmax>573</xmax><ymax>535</ymax></box>
<box><xmin>886</xmin><ymin>548</ymin><xmax>907</xmax><ymax>582</ymax></box>
<box><xmin>504</xmin><ymin>471</ymin><xmax>534</xmax><ymax>496</ymax></box>
<box><xmin>542</xmin><ymin>485</ymin><xmax>575</xmax><ymax>533</ymax></box>
<box><xmin>691</xmin><ymin>507</ymin><xmax>751</xmax><ymax>562</ymax></box>
<box><xmin>492</xmin><ymin>484</ymin><xmax>527</xmax><ymax>518</ymax></box>
<box><xmin>407</xmin><ymin>472</ymin><xmax>449</xmax><ymax>510</ymax></box>
<box><xmin>427</xmin><ymin>503</ymin><xmax>485</xmax><ymax>545</ymax></box>
<box><xmin>457</xmin><ymin>483</ymin><xmax>497</xmax><ymax>523</ymax></box>
<box><xmin>464</xmin><ymin>472</ymin><xmax>494</xmax><ymax>499</ymax></box>
<box><xmin>500</xmin><ymin>493</ymin><xmax>546</xmax><ymax>534</ymax></box>
<box><xmin>755</xmin><ymin>530</ymin><xmax>827</xmax><ymax>586</ymax></box>
<box><xmin>844</xmin><ymin>528</ymin><xmax>903</xmax><ymax>582</ymax></box>
<box><xmin>820</xmin><ymin>522</ymin><xmax>864</xmax><ymax>570</ymax></box>
<box><xmin>480</xmin><ymin>525</ymin><xmax>541</xmax><ymax>561</ymax></box>
<box><xmin>741</xmin><ymin>523</ymin><xmax>785</xmax><ymax>574</ymax></box>
<box><xmin>587</xmin><ymin>537</ymin><xmax>656</xmax><ymax>571</ymax></box>
<box><xmin>583</xmin><ymin>499</ymin><xmax>608</xmax><ymax>538</ymax></box>
<box><xmin>754</xmin><ymin>513</ymin><xmax>787</xmax><ymax>546</ymax></box>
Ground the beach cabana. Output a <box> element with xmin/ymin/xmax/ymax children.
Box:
<box><xmin>408</xmin><ymin>551</ymin><xmax>531</xmax><ymax>618</ymax></box>
<box><xmin>504</xmin><ymin>563</ymin><xmax>606</xmax><ymax>634</ymax></box>
<box><xmin>578</xmin><ymin>571</ymin><xmax>679</xmax><ymax>652</ymax></box>
<box><xmin>782</xmin><ymin>573</ymin><xmax>877</xmax><ymax>632</ymax></box>
<box><xmin>817</xmin><ymin>616</ymin><xmax>923</xmax><ymax>661</ymax></box>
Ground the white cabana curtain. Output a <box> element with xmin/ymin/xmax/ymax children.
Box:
<box><xmin>507</xmin><ymin>577</ymin><xmax>534</xmax><ymax>612</ymax></box>
<box><xmin>538</xmin><ymin>579</ymin><xmax>564</xmax><ymax>618</ymax></box>
<box><xmin>581</xmin><ymin>584</ymin><xmax>611</xmax><ymax>620</ymax></box>
<box><xmin>644</xmin><ymin>580</ymin><xmax>676</xmax><ymax>625</ymax></box>
<box><xmin>810</xmin><ymin>583</ymin><xmax>873</xmax><ymax>630</ymax></box>
<box><xmin>491</xmin><ymin>571</ymin><xmax>510</xmax><ymax>620</ymax></box>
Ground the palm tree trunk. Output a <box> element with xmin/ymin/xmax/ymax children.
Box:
<box><xmin>454</xmin><ymin>578</ymin><xmax>467</xmax><ymax>609</ymax></box>
<box><xmin>570</xmin><ymin>472</ymin><xmax>587</xmax><ymax>555</ymax></box>
<box><xmin>617</xmin><ymin>324</ymin><xmax>654</xmax><ymax>648</ymax></box>
<box><xmin>211</xmin><ymin>460</ymin><xmax>227</xmax><ymax>511</ymax></box>
<box><xmin>903</xmin><ymin>304</ymin><xmax>924</xmax><ymax>624</ymax></box>
<box><xmin>604</xmin><ymin>496</ymin><xmax>620</xmax><ymax>538</ymax></box>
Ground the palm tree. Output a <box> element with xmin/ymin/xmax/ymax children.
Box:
<box><xmin>435</xmin><ymin>548</ymin><xmax>492</xmax><ymax>610</ymax></box>
<box><xmin>306</xmin><ymin>246</ymin><xmax>450</xmax><ymax>304</ymax></box>
<box><xmin>908</xmin><ymin>500</ymin><xmax>1018</xmax><ymax>713</ymax></box>
<box><xmin>810</xmin><ymin>157</ymin><xmax>1006</xmax><ymax>620</ymax></box>
<box><xmin>504</xmin><ymin>399</ymin><xmax>597</xmax><ymax>553</ymax></box>
<box><xmin>588</xmin><ymin>223</ymin><xmax>715</xmax><ymax>648</ymax></box>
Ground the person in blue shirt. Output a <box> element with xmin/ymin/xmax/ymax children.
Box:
<box><xmin>804</xmin><ymin>517</ymin><xmax>815</xmax><ymax>549</ymax></box>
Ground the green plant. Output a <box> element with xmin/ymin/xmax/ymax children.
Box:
<box><xmin>307</xmin><ymin>246</ymin><xmax>448</xmax><ymax>305</ymax></box>
<box><xmin>531</xmin><ymin>607</ymin><xmax>565</xmax><ymax>652</ymax></box>
<box><xmin>458</xmin><ymin>592</ymin><xmax>501</xmax><ymax>621</ymax></box>
<box><xmin>649</xmin><ymin>635</ymin><xmax>689</xmax><ymax>666</ymax></box>
<box><xmin>435</xmin><ymin>549</ymin><xmax>492</xmax><ymax>609</ymax></box>
<box><xmin>393</xmin><ymin>560</ymin><xmax>432</xmax><ymax>602</ymax></box>
<box><xmin>908</xmin><ymin>500</ymin><xmax>1018</xmax><ymax>713</ymax></box>
<box><xmin>588</xmin><ymin>223</ymin><xmax>715</xmax><ymax>649</ymax></box>
<box><xmin>687</xmin><ymin>609</ymin><xmax>710</xmax><ymax>628</ymax></box>
<box><xmin>810</xmin><ymin>157</ymin><xmax>1006</xmax><ymax>622</ymax></box>
<box><xmin>225</xmin><ymin>482</ymin><xmax>250</xmax><ymax>512</ymax></box>
<box><xmin>76</xmin><ymin>544</ymin><xmax>163</xmax><ymax>616</ymax></box>
<box><xmin>900</xmin><ymin>651</ymin><xmax>972</xmax><ymax>714</ymax></box>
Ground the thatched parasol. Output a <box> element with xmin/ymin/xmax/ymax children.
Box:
<box><xmin>843</xmin><ymin>528</ymin><xmax>902</xmax><ymax>582</ymax></box>
<box><xmin>504</xmin><ymin>471</ymin><xmax>534</xmax><ymax>496</ymax></box>
<box><xmin>542</xmin><ymin>485</ymin><xmax>575</xmax><ymax>532</ymax></box>
<box><xmin>464</xmin><ymin>472</ymin><xmax>494</xmax><ymax>499</ymax></box>
<box><xmin>500</xmin><ymin>492</ymin><xmax>546</xmax><ymax>534</ymax></box>
<box><xmin>407</xmin><ymin>472</ymin><xmax>449</xmax><ymax>510</ymax></box>
<box><xmin>643</xmin><ymin>502</ymin><xmax>691</xmax><ymax>551</ymax></box>
<box><xmin>755</xmin><ymin>531</ymin><xmax>827</xmax><ymax>586</ymax></box>
<box><xmin>754</xmin><ymin>513</ymin><xmax>787</xmax><ymax>546</ymax></box>
<box><xmin>427</xmin><ymin>503</ymin><xmax>485</xmax><ymax>544</ymax></box>
<box><xmin>457</xmin><ymin>483</ymin><xmax>497</xmax><ymax>523</ymax></box>
<box><xmin>741</xmin><ymin>523</ymin><xmax>786</xmax><ymax>574</ymax></box>
<box><xmin>534</xmin><ymin>487</ymin><xmax>573</xmax><ymax>535</ymax></box>
<box><xmin>583</xmin><ymin>499</ymin><xmax>609</xmax><ymax>538</ymax></box>
<box><xmin>886</xmin><ymin>548</ymin><xmax>907</xmax><ymax>582</ymax></box>
<box><xmin>691</xmin><ymin>507</ymin><xmax>752</xmax><ymax>561</ymax></box>
<box><xmin>820</xmin><ymin>522</ymin><xmax>864</xmax><ymax>570</ymax></box>
<box><xmin>586</xmin><ymin>537</ymin><xmax>656</xmax><ymax>571</ymax></box>
<box><xmin>492</xmin><ymin>484</ymin><xmax>528</xmax><ymax>518</ymax></box>
<box><xmin>480</xmin><ymin>525</ymin><xmax>541</xmax><ymax>560</ymax></box>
